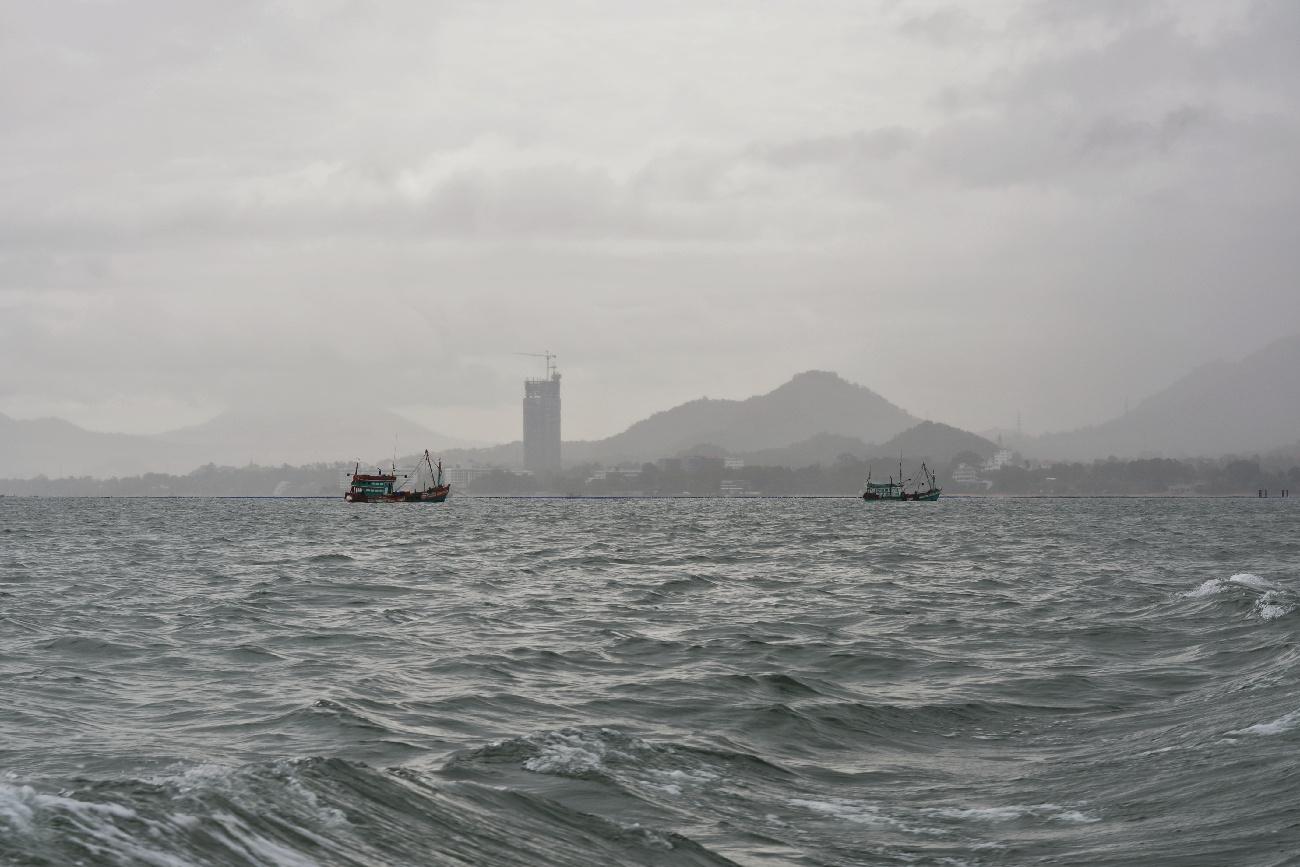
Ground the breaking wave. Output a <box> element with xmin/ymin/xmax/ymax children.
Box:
<box><xmin>3</xmin><ymin>496</ymin><xmax>1299</xmax><ymax>864</ymax></box>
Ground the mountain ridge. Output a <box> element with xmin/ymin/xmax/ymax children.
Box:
<box><xmin>0</xmin><ymin>407</ymin><xmax>462</xmax><ymax>478</ymax></box>
<box><xmin>565</xmin><ymin>370</ymin><xmax>917</xmax><ymax>464</ymax></box>
<box><xmin>1025</xmin><ymin>334</ymin><xmax>1300</xmax><ymax>459</ymax></box>
<box><xmin>6</xmin><ymin>336</ymin><xmax>1295</xmax><ymax>479</ymax></box>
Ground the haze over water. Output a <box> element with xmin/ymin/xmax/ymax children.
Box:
<box><xmin>3</xmin><ymin>497</ymin><xmax>1298</xmax><ymax>865</ymax></box>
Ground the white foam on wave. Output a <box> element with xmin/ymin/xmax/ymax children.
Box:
<box><xmin>1229</xmin><ymin>573</ymin><xmax>1276</xmax><ymax>591</ymax></box>
<box><xmin>788</xmin><ymin>798</ymin><xmax>894</xmax><ymax>828</ymax></box>
<box><xmin>637</xmin><ymin>767</ymin><xmax>718</xmax><ymax>797</ymax></box>
<box><xmin>617</xmin><ymin>821</ymin><xmax>675</xmax><ymax>851</ymax></box>
<box><xmin>787</xmin><ymin>798</ymin><xmax>941</xmax><ymax>835</ymax></box>
<box><xmin>1181</xmin><ymin>573</ymin><xmax>1276</xmax><ymax>598</ymax></box>
<box><xmin>0</xmin><ymin>782</ymin><xmax>138</xmax><ymax>833</ymax></box>
<box><xmin>152</xmin><ymin>759</ymin><xmax>349</xmax><ymax>829</ymax></box>
<box><xmin>1253</xmin><ymin>591</ymin><xmax>1293</xmax><ymax>621</ymax></box>
<box><xmin>208</xmin><ymin>810</ymin><xmax>320</xmax><ymax>867</ymax></box>
<box><xmin>0</xmin><ymin>781</ymin><xmax>191</xmax><ymax>867</ymax></box>
<box><xmin>522</xmin><ymin>728</ymin><xmax>634</xmax><ymax>775</ymax></box>
<box><xmin>924</xmin><ymin>803</ymin><xmax>1100</xmax><ymax>824</ymax></box>
<box><xmin>519</xmin><ymin>728</ymin><xmax>727</xmax><ymax>805</ymax></box>
<box><xmin>1180</xmin><ymin>579</ymin><xmax>1227</xmax><ymax>599</ymax></box>
<box><xmin>1228</xmin><ymin>708</ymin><xmax>1300</xmax><ymax>737</ymax></box>
<box><xmin>1179</xmin><ymin>574</ymin><xmax>1292</xmax><ymax>619</ymax></box>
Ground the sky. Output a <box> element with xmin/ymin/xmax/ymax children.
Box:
<box><xmin>2</xmin><ymin>0</ymin><xmax>1298</xmax><ymax>443</ymax></box>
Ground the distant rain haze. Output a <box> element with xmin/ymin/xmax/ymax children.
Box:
<box><xmin>3</xmin><ymin>0</ymin><xmax>1299</xmax><ymax>443</ymax></box>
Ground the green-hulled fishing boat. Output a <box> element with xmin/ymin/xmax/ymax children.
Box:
<box><xmin>862</xmin><ymin>461</ymin><xmax>941</xmax><ymax>502</ymax></box>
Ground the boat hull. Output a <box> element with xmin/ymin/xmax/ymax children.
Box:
<box><xmin>344</xmin><ymin>485</ymin><xmax>450</xmax><ymax>503</ymax></box>
<box><xmin>862</xmin><ymin>488</ymin><xmax>941</xmax><ymax>502</ymax></box>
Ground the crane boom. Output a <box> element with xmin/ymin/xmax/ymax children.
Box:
<box><xmin>514</xmin><ymin>351</ymin><xmax>558</xmax><ymax>379</ymax></box>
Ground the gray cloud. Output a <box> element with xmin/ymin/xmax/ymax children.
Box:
<box><xmin>2</xmin><ymin>0</ymin><xmax>1298</xmax><ymax>441</ymax></box>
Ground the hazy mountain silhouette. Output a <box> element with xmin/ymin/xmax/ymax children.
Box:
<box><xmin>877</xmin><ymin>422</ymin><xmax>999</xmax><ymax>465</ymax></box>
<box><xmin>574</xmin><ymin>370</ymin><xmax>917</xmax><ymax>463</ymax></box>
<box><xmin>445</xmin><ymin>375</ymin><xmax>986</xmax><ymax>468</ymax></box>
<box><xmin>160</xmin><ymin>406</ymin><xmax>466</xmax><ymax>469</ymax></box>
<box><xmin>0</xmin><ymin>407</ymin><xmax>463</xmax><ymax>479</ymax></box>
<box><xmin>0</xmin><ymin>413</ymin><xmax>183</xmax><ymax>478</ymax></box>
<box><xmin>738</xmin><ymin>433</ymin><xmax>873</xmax><ymax>467</ymax></box>
<box><xmin>1030</xmin><ymin>334</ymin><xmax>1300</xmax><ymax>459</ymax></box>
<box><xmin>9</xmin><ymin>337</ymin><xmax>1291</xmax><ymax>480</ymax></box>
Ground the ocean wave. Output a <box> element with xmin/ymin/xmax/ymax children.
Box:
<box><xmin>0</xmin><ymin>758</ymin><xmax>735</xmax><ymax>867</ymax></box>
<box><xmin>457</xmin><ymin>727</ymin><xmax>711</xmax><ymax>782</ymax></box>
<box><xmin>1228</xmin><ymin>573</ymin><xmax>1276</xmax><ymax>591</ymax></box>
<box><xmin>304</xmin><ymin>553</ymin><xmax>356</xmax><ymax>563</ymax></box>
<box><xmin>1180</xmin><ymin>573</ymin><xmax>1274</xmax><ymax>598</ymax></box>
<box><xmin>7</xmin><ymin>498</ymin><xmax>1300</xmax><ymax>864</ymax></box>
<box><xmin>1228</xmin><ymin>708</ymin><xmax>1300</xmax><ymax>737</ymax></box>
<box><xmin>522</xmin><ymin>728</ymin><xmax>640</xmax><ymax>776</ymax></box>
<box><xmin>922</xmin><ymin>803</ymin><xmax>1100</xmax><ymax>824</ymax></box>
<box><xmin>1179</xmin><ymin>573</ymin><xmax>1292</xmax><ymax>620</ymax></box>
<box><xmin>1253</xmin><ymin>591</ymin><xmax>1294</xmax><ymax>621</ymax></box>
<box><xmin>446</xmin><ymin>725</ymin><xmax>794</xmax><ymax>813</ymax></box>
<box><xmin>786</xmin><ymin>797</ymin><xmax>943</xmax><ymax>835</ymax></box>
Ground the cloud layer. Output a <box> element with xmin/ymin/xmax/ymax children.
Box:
<box><xmin>2</xmin><ymin>0</ymin><xmax>1297</xmax><ymax>440</ymax></box>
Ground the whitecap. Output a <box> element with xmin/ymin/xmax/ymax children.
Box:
<box><xmin>521</xmin><ymin>728</ymin><xmax>634</xmax><ymax>776</ymax></box>
<box><xmin>1053</xmin><ymin>810</ymin><xmax>1100</xmax><ymax>823</ymax></box>
<box><xmin>1180</xmin><ymin>579</ymin><xmax>1226</xmax><ymax>599</ymax></box>
<box><xmin>787</xmin><ymin>798</ymin><xmax>942</xmax><ymax>834</ymax></box>
<box><xmin>1253</xmin><ymin>591</ymin><xmax>1293</xmax><ymax>621</ymax></box>
<box><xmin>617</xmin><ymin>822</ymin><xmax>675</xmax><ymax>850</ymax></box>
<box><xmin>0</xmin><ymin>782</ymin><xmax>193</xmax><ymax>867</ymax></box>
<box><xmin>1180</xmin><ymin>574</ymin><xmax>1292</xmax><ymax>619</ymax></box>
<box><xmin>1229</xmin><ymin>573</ymin><xmax>1276</xmax><ymax>591</ymax></box>
<box><xmin>1228</xmin><ymin>708</ymin><xmax>1300</xmax><ymax>737</ymax></box>
<box><xmin>635</xmin><ymin>766</ymin><xmax>717</xmax><ymax>797</ymax></box>
<box><xmin>0</xmin><ymin>783</ymin><xmax>38</xmax><ymax>831</ymax></box>
<box><xmin>924</xmin><ymin>803</ymin><xmax>1100</xmax><ymax>824</ymax></box>
<box><xmin>788</xmin><ymin>798</ymin><xmax>895</xmax><ymax>828</ymax></box>
<box><xmin>0</xmin><ymin>782</ymin><xmax>138</xmax><ymax>833</ymax></box>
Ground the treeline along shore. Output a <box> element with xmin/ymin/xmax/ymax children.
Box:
<box><xmin>2</xmin><ymin>453</ymin><xmax>1298</xmax><ymax>498</ymax></box>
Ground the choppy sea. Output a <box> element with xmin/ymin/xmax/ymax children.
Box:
<box><xmin>1</xmin><ymin>496</ymin><xmax>1298</xmax><ymax>866</ymax></box>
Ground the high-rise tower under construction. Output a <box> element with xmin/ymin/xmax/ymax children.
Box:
<box><xmin>522</xmin><ymin>354</ymin><xmax>561</xmax><ymax>473</ymax></box>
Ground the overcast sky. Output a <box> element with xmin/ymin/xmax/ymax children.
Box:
<box><xmin>2</xmin><ymin>0</ymin><xmax>1298</xmax><ymax>443</ymax></box>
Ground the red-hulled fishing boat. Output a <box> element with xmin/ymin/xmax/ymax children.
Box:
<box><xmin>345</xmin><ymin>450</ymin><xmax>450</xmax><ymax>503</ymax></box>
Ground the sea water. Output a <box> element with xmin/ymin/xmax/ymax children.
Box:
<box><xmin>1</xmin><ymin>497</ymin><xmax>1297</xmax><ymax>865</ymax></box>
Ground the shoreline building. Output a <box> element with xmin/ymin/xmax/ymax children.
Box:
<box><xmin>522</xmin><ymin>356</ymin><xmax>562</xmax><ymax>473</ymax></box>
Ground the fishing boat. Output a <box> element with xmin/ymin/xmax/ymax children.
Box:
<box><xmin>862</xmin><ymin>461</ymin><xmax>941</xmax><ymax>502</ymax></box>
<box><xmin>344</xmin><ymin>450</ymin><xmax>450</xmax><ymax>503</ymax></box>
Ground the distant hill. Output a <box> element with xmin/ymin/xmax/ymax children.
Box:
<box><xmin>572</xmin><ymin>370</ymin><xmax>916</xmax><ymax>464</ymax></box>
<box><xmin>876</xmin><ymin>421</ymin><xmax>999</xmax><ymax>465</ymax></box>
<box><xmin>739</xmin><ymin>433</ymin><xmax>871</xmax><ymax>467</ymax></box>
<box><xmin>1029</xmin><ymin>334</ymin><xmax>1300</xmax><ymax>459</ymax></box>
<box><xmin>444</xmin><ymin>372</ymin><xmax>927</xmax><ymax>468</ymax></box>
<box><xmin>0</xmin><ymin>407</ymin><xmax>464</xmax><ymax>479</ymax></box>
<box><xmin>732</xmin><ymin>423</ymin><xmax>996</xmax><ymax>468</ymax></box>
<box><xmin>160</xmin><ymin>406</ymin><xmax>466</xmax><ymax>469</ymax></box>
<box><xmin>0</xmin><ymin>413</ymin><xmax>187</xmax><ymax>478</ymax></box>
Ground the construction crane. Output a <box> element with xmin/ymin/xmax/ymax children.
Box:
<box><xmin>515</xmin><ymin>351</ymin><xmax>558</xmax><ymax>379</ymax></box>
